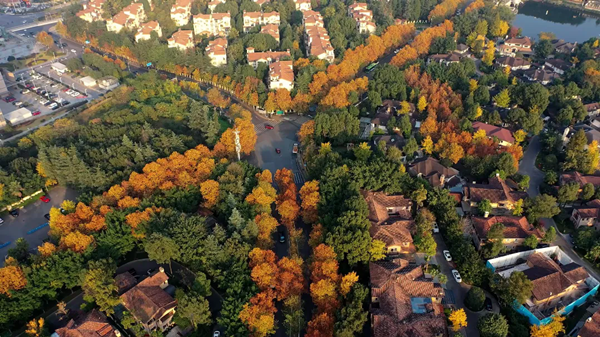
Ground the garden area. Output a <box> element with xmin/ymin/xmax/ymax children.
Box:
<box><xmin>0</xmin><ymin>50</ymin><xmax>65</xmax><ymax>72</ymax></box>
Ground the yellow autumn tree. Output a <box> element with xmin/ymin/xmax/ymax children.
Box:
<box><xmin>200</xmin><ymin>180</ymin><xmax>220</xmax><ymax>208</ymax></box>
<box><xmin>26</xmin><ymin>318</ymin><xmax>45</xmax><ymax>337</ymax></box>
<box><xmin>587</xmin><ymin>140</ymin><xmax>600</xmax><ymax>174</ymax></box>
<box><xmin>255</xmin><ymin>213</ymin><xmax>279</xmax><ymax>249</ymax></box>
<box><xmin>482</xmin><ymin>41</ymin><xmax>495</xmax><ymax>66</ymax></box>
<box><xmin>339</xmin><ymin>272</ymin><xmax>359</xmax><ymax>296</ymax></box>
<box><xmin>0</xmin><ymin>265</ymin><xmax>27</xmax><ymax>296</ymax></box>
<box><xmin>299</xmin><ymin>180</ymin><xmax>320</xmax><ymax>224</ymax></box>
<box><xmin>449</xmin><ymin>309</ymin><xmax>467</xmax><ymax>331</ymax></box>
<box><xmin>422</xmin><ymin>136</ymin><xmax>434</xmax><ymax>155</ymax></box>
<box><xmin>530</xmin><ymin>312</ymin><xmax>565</xmax><ymax>337</ymax></box>
<box><xmin>37</xmin><ymin>242</ymin><xmax>57</xmax><ymax>257</ymax></box>
<box><xmin>418</xmin><ymin>96</ymin><xmax>428</xmax><ymax>112</ymax></box>
<box><xmin>60</xmin><ymin>231</ymin><xmax>95</xmax><ymax>253</ymax></box>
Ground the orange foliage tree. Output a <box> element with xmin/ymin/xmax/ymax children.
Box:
<box><xmin>305</xmin><ymin>313</ymin><xmax>334</xmax><ymax>337</ymax></box>
<box><xmin>320</xmin><ymin>77</ymin><xmax>369</xmax><ymax>109</ymax></box>
<box><xmin>59</xmin><ymin>231</ymin><xmax>95</xmax><ymax>253</ymax></box>
<box><xmin>299</xmin><ymin>180</ymin><xmax>320</xmax><ymax>224</ymax></box>
<box><xmin>249</xmin><ymin>248</ymin><xmax>279</xmax><ymax>290</ymax></box>
<box><xmin>37</xmin><ymin>242</ymin><xmax>57</xmax><ymax>257</ymax></box>
<box><xmin>275</xmin><ymin>257</ymin><xmax>304</xmax><ymax>300</ymax></box>
<box><xmin>428</xmin><ymin>0</ymin><xmax>464</xmax><ymax>21</ymax></box>
<box><xmin>200</xmin><ymin>180</ymin><xmax>220</xmax><ymax>209</ymax></box>
<box><xmin>239</xmin><ymin>290</ymin><xmax>277</xmax><ymax>337</ymax></box>
<box><xmin>0</xmin><ymin>265</ymin><xmax>27</xmax><ymax>296</ymax></box>
<box><xmin>213</xmin><ymin>118</ymin><xmax>257</xmax><ymax>159</ymax></box>
<box><xmin>255</xmin><ymin>213</ymin><xmax>279</xmax><ymax>249</ymax></box>
<box><xmin>465</xmin><ymin>0</ymin><xmax>485</xmax><ymax>13</ymax></box>
<box><xmin>391</xmin><ymin>21</ymin><xmax>454</xmax><ymax>67</ymax></box>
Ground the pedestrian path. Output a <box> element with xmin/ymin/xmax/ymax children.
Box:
<box><xmin>293</xmin><ymin>171</ymin><xmax>305</xmax><ymax>186</ymax></box>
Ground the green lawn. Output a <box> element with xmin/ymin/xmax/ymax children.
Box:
<box><xmin>218</xmin><ymin>117</ymin><xmax>231</xmax><ymax>134</ymax></box>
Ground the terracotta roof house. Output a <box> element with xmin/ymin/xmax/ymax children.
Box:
<box><xmin>167</xmin><ymin>30</ymin><xmax>194</xmax><ymax>51</ymax></box>
<box><xmin>471</xmin><ymin>215</ymin><xmax>542</xmax><ymax>250</ymax></box>
<box><xmin>496</xmin><ymin>56</ymin><xmax>531</xmax><ymax>71</ymax></box>
<box><xmin>578</xmin><ymin>308</ymin><xmax>600</xmax><ymax>337</ymax></box>
<box><xmin>260</xmin><ymin>23</ymin><xmax>280</xmax><ymax>42</ymax></box>
<box><xmin>370</xmin><ymin>220</ymin><xmax>416</xmax><ymax>254</ymax></box>
<box><xmin>208</xmin><ymin>0</ymin><xmax>225</xmax><ymax>11</ymax></box>
<box><xmin>246</xmin><ymin>48</ymin><xmax>291</xmax><ymax>68</ymax></box>
<box><xmin>293</xmin><ymin>0</ymin><xmax>311</xmax><ymax>11</ymax></box>
<box><xmin>206</xmin><ymin>38</ymin><xmax>228</xmax><ymax>67</ymax></box>
<box><xmin>193</xmin><ymin>12</ymin><xmax>231</xmax><ymax>37</ymax></box>
<box><xmin>498</xmin><ymin>36</ymin><xmax>533</xmax><ymax>57</ymax></box>
<box><xmin>570</xmin><ymin>199</ymin><xmax>600</xmax><ymax>230</ymax></box>
<box><xmin>427</xmin><ymin>53</ymin><xmax>461</xmax><ymax>66</ymax></box>
<box><xmin>362</xmin><ymin>191</ymin><xmax>413</xmax><ymax>226</ymax></box>
<box><xmin>135</xmin><ymin>21</ymin><xmax>162</xmax><ymax>42</ymax></box>
<box><xmin>303</xmin><ymin>11</ymin><xmax>334</xmax><ymax>62</ymax></box>
<box><xmin>170</xmin><ymin>0</ymin><xmax>192</xmax><ymax>26</ymax></box>
<box><xmin>560</xmin><ymin>171</ymin><xmax>600</xmax><ymax>188</ymax></box>
<box><xmin>584</xmin><ymin>102</ymin><xmax>600</xmax><ymax>117</ymax></box>
<box><xmin>268</xmin><ymin>60</ymin><xmax>294</xmax><ymax>91</ymax></box>
<box><xmin>242</xmin><ymin>11</ymin><xmax>280</xmax><ymax>32</ymax></box>
<box><xmin>52</xmin><ymin>310</ymin><xmax>119</xmax><ymax>337</ymax></box>
<box><xmin>472</xmin><ymin>121</ymin><xmax>515</xmax><ymax>146</ymax></box>
<box><xmin>462</xmin><ymin>175</ymin><xmax>528</xmax><ymax>215</ymax></box>
<box><xmin>120</xmin><ymin>268</ymin><xmax>176</xmax><ymax>333</ymax></box>
<box><xmin>544</xmin><ymin>59</ymin><xmax>572</xmax><ymax>75</ymax></box>
<box><xmin>409</xmin><ymin>157</ymin><xmax>459</xmax><ymax>188</ymax></box>
<box><xmin>523</xmin><ymin>68</ymin><xmax>561</xmax><ymax>85</ymax></box>
<box><xmin>370</xmin><ymin>259</ymin><xmax>446</xmax><ymax>337</ymax></box>
<box><xmin>348</xmin><ymin>3</ymin><xmax>376</xmax><ymax>34</ymax></box>
<box><xmin>77</xmin><ymin>0</ymin><xmax>105</xmax><ymax>22</ymax></box>
<box><xmin>106</xmin><ymin>2</ymin><xmax>145</xmax><ymax>33</ymax></box>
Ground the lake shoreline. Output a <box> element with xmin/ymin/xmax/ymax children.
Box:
<box><xmin>521</xmin><ymin>0</ymin><xmax>600</xmax><ymax>17</ymax></box>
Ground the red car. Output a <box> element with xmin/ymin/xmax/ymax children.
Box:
<box><xmin>32</xmin><ymin>111</ymin><xmax>41</xmax><ymax>116</ymax></box>
<box><xmin>275</xmin><ymin>148</ymin><xmax>281</xmax><ymax>154</ymax></box>
<box><xmin>264</xmin><ymin>124</ymin><xmax>274</xmax><ymax>130</ymax></box>
<box><xmin>40</xmin><ymin>195</ymin><xmax>50</xmax><ymax>203</ymax></box>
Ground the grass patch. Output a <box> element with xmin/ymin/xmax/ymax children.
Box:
<box><xmin>218</xmin><ymin>117</ymin><xmax>231</xmax><ymax>134</ymax></box>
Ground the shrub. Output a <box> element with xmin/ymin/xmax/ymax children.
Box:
<box><xmin>464</xmin><ymin>286</ymin><xmax>486</xmax><ymax>311</ymax></box>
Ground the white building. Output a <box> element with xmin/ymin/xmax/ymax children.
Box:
<box><xmin>269</xmin><ymin>60</ymin><xmax>294</xmax><ymax>91</ymax></box>
<box><xmin>293</xmin><ymin>0</ymin><xmax>311</xmax><ymax>11</ymax></box>
<box><xmin>246</xmin><ymin>48</ymin><xmax>290</xmax><ymax>68</ymax></box>
<box><xmin>171</xmin><ymin>0</ymin><xmax>192</xmax><ymax>26</ymax></box>
<box><xmin>260</xmin><ymin>24</ymin><xmax>279</xmax><ymax>42</ymax></box>
<box><xmin>303</xmin><ymin>11</ymin><xmax>334</xmax><ymax>63</ymax></box>
<box><xmin>135</xmin><ymin>21</ymin><xmax>162</xmax><ymax>42</ymax></box>
<box><xmin>80</xmin><ymin>76</ymin><xmax>97</xmax><ymax>87</ymax></box>
<box><xmin>193</xmin><ymin>13</ymin><xmax>231</xmax><ymax>37</ymax></box>
<box><xmin>168</xmin><ymin>30</ymin><xmax>195</xmax><ymax>51</ymax></box>
<box><xmin>98</xmin><ymin>76</ymin><xmax>120</xmax><ymax>90</ymax></box>
<box><xmin>76</xmin><ymin>0</ymin><xmax>106</xmax><ymax>23</ymax></box>
<box><xmin>206</xmin><ymin>38</ymin><xmax>228</xmax><ymax>66</ymax></box>
<box><xmin>208</xmin><ymin>0</ymin><xmax>225</xmax><ymax>12</ymax></box>
<box><xmin>348</xmin><ymin>2</ymin><xmax>376</xmax><ymax>34</ymax></box>
<box><xmin>51</xmin><ymin>62</ymin><xmax>68</xmax><ymax>74</ymax></box>
<box><xmin>242</xmin><ymin>11</ymin><xmax>280</xmax><ymax>32</ymax></box>
<box><xmin>106</xmin><ymin>2</ymin><xmax>146</xmax><ymax>33</ymax></box>
<box><xmin>5</xmin><ymin>107</ymin><xmax>32</xmax><ymax>126</ymax></box>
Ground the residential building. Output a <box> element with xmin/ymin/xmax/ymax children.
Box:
<box><xmin>560</xmin><ymin>171</ymin><xmax>600</xmax><ymax>189</ymax></box>
<box><xmin>578</xmin><ymin>308</ymin><xmax>600</xmax><ymax>337</ymax></box>
<box><xmin>370</xmin><ymin>112</ymin><xmax>395</xmax><ymax>132</ymax></box>
<box><xmin>170</xmin><ymin>0</ymin><xmax>192</xmax><ymax>26</ymax></box>
<box><xmin>497</xmin><ymin>36</ymin><xmax>533</xmax><ymax>57</ymax></box>
<box><xmin>293</xmin><ymin>0</ymin><xmax>311</xmax><ymax>11</ymax></box>
<box><xmin>167</xmin><ymin>30</ymin><xmax>194</xmax><ymax>51</ymax></box>
<box><xmin>98</xmin><ymin>76</ymin><xmax>119</xmax><ymax>90</ymax></box>
<box><xmin>523</xmin><ymin>68</ymin><xmax>561</xmax><ymax>85</ymax></box>
<box><xmin>495</xmin><ymin>56</ymin><xmax>531</xmax><ymax>71</ymax></box>
<box><xmin>246</xmin><ymin>48</ymin><xmax>290</xmax><ymax>68</ymax></box>
<box><xmin>120</xmin><ymin>268</ymin><xmax>177</xmax><ymax>333</ymax></box>
<box><xmin>370</xmin><ymin>258</ymin><xmax>446</xmax><ymax>337</ymax></box>
<box><xmin>347</xmin><ymin>2</ymin><xmax>376</xmax><ymax>34</ymax></box>
<box><xmin>472</xmin><ymin>121</ymin><xmax>515</xmax><ymax>146</ymax></box>
<box><xmin>253</xmin><ymin>0</ymin><xmax>270</xmax><ymax>6</ymax></box>
<box><xmin>377</xmin><ymin>99</ymin><xmax>415</xmax><ymax>115</ymax></box>
<box><xmin>52</xmin><ymin>310</ymin><xmax>119</xmax><ymax>337</ymax></box>
<box><xmin>570</xmin><ymin>199</ymin><xmax>600</xmax><ymax>230</ymax></box>
<box><xmin>268</xmin><ymin>60</ymin><xmax>294</xmax><ymax>91</ymax></box>
<box><xmin>487</xmin><ymin>247</ymin><xmax>599</xmax><ymax>325</ymax></box>
<box><xmin>242</xmin><ymin>11</ymin><xmax>280</xmax><ymax>32</ymax></box>
<box><xmin>370</xmin><ymin>220</ymin><xmax>415</xmax><ymax>254</ymax></box>
<box><xmin>193</xmin><ymin>12</ymin><xmax>231</xmax><ymax>37</ymax></box>
<box><xmin>427</xmin><ymin>53</ymin><xmax>461</xmax><ymax>66</ymax></box>
<box><xmin>206</xmin><ymin>38</ymin><xmax>228</xmax><ymax>66</ymax></box>
<box><xmin>585</xmin><ymin>103</ymin><xmax>600</xmax><ymax>117</ymax></box>
<box><xmin>106</xmin><ymin>2</ymin><xmax>146</xmax><ymax>33</ymax></box>
<box><xmin>77</xmin><ymin>0</ymin><xmax>106</xmax><ymax>23</ymax></box>
<box><xmin>362</xmin><ymin>190</ymin><xmax>413</xmax><ymax>226</ymax></box>
<box><xmin>408</xmin><ymin>157</ymin><xmax>459</xmax><ymax>188</ymax></box>
<box><xmin>551</xmin><ymin>39</ymin><xmax>577</xmax><ymax>54</ymax></box>
<box><xmin>303</xmin><ymin>11</ymin><xmax>334</xmax><ymax>63</ymax></box>
<box><xmin>261</xmin><ymin>24</ymin><xmax>279</xmax><ymax>42</ymax></box>
<box><xmin>135</xmin><ymin>21</ymin><xmax>162</xmax><ymax>42</ymax></box>
<box><xmin>471</xmin><ymin>215</ymin><xmax>542</xmax><ymax>250</ymax></box>
<box><xmin>462</xmin><ymin>175</ymin><xmax>528</xmax><ymax>215</ymax></box>
<box><xmin>208</xmin><ymin>0</ymin><xmax>225</xmax><ymax>11</ymax></box>
<box><xmin>545</xmin><ymin>59</ymin><xmax>572</xmax><ymax>75</ymax></box>
<box><xmin>455</xmin><ymin>43</ymin><xmax>469</xmax><ymax>54</ymax></box>
<box><xmin>372</xmin><ymin>134</ymin><xmax>405</xmax><ymax>149</ymax></box>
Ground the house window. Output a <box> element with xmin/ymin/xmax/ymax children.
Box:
<box><xmin>402</xmin><ymin>242</ymin><xmax>409</xmax><ymax>247</ymax></box>
<box><xmin>389</xmin><ymin>247</ymin><xmax>397</xmax><ymax>252</ymax></box>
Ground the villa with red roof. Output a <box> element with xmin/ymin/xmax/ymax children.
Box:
<box><xmin>472</xmin><ymin>121</ymin><xmax>515</xmax><ymax>146</ymax></box>
<box><xmin>52</xmin><ymin>310</ymin><xmax>119</xmax><ymax>337</ymax></box>
<box><xmin>471</xmin><ymin>215</ymin><xmax>542</xmax><ymax>250</ymax></box>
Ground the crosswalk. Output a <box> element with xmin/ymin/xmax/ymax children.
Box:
<box><xmin>294</xmin><ymin>171</ymin><xmax>305</xmax><ymax>186</ymax></box>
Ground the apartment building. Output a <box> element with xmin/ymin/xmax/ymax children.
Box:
<box><xmin>261</xmin><ymin>24</ymin><xmax>279</xmax><ymax>42</ymax></box>
<box><xmin>206</xmin><ymin>38</ymin><xmax>228</xmax><ymax>66</ymax></box>
<box><xmin>106</xmin><ymin>2</ymin><xmax>146</xmax><ymax>33</ymax></box>
<box><xmin>269</xmin><ymin>60</ymin><xmax>294</xmax><ymax>91</ymax></box>
<box><xmin>171</xmin><ymin>0</ymin><xmax>192</xmax><ymax>26</ymax></box>
<box><xmin>168</xmin><ymin>30</ymin><xmax>195</xmax><ymax>51</ymax></box>
<box><xmin>76</xmin><ymin>0</ymin><xmax>106</xmax><ymax>23</ymax></box>
<box><xmin>246</xmin><ymin>47</ymin><xmax>290</xmax><ymax>68</ymax></box>
<box><xmin>253</xmin><ymin>0</ymin><xmax>270</xmax><ymax>6</ymax></box>
<box><xmin>193</xmin><ymin>12</ymin><xmax>231</xmax><ymax>37</ymax></box>
<box><xmin>242</xmin><ymin>11</ymin><xmax>280</xmax><ymax>32</ymax></box>
<box><xmin>135</xmin><ymin>21</ymin><xmax>162</xmax><ymax>42</ymax></box>
<box><xmin>208</xmin><ymin>0</ymin><xmax>225</xmax><ymax>12</ymax></box>
<box><xmin>303</xmin><ymin>11</ymin><xmax>334</xmax><ymax>63</ymax></box>
<box><xmin>293</xmin><ymin>0</ymin><xmax>311</xmax><ymax>11</ymax></box>
<box><xmin>348</xmin><ymin>2</ymin><xmax>376</xmax><ymax>34</ymax></box>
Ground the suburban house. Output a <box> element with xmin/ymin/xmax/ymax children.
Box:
<box><xmin>551</xmin><ymin>39</ymin><xmax>577</xmax><ymax>54</ymax></box>
<box><xmin>370</xmin><ymin>258</ymin><xmax>447</xmax><ymax>337</ymax></box>
<box><xmin>167</xmin><ymin>30</ymin><xmax>194</xmax><ymax>51</ymax></box>
<box><xmin>377</xmin><ymin>100</ymin><xmax>415</xmax><ymax>115</ymax></box>
<box><xmin>427</xmin><ymin>53</ymin><xmax>461</xmax><ymax>66</ymax></box>
<box><xmin>119</xmin><ymin>268</ymin><xmax>177</xmax><ymax>333</ymax></box>
<box><xmin>462</xmin><ymin>175</ymin><xmax>528</xmax><ymax>215</ymax></box>
<box><xmin>52</xmin><ymin>310</ymin><xmax>119</xmax><ymax>337</ymax></box>
<box><xmin>303</xmin><ymin>11</ymin><xmax>335</xmax><ymax>63</ymax></box>
<box><xmin>268</xmin><ymin>60</ymin><xmax>294</xmax><ymax>91</ymax></box>
<box><xmin>193</xmin><ymin>12</ymin><xmax>231</xmax><ymax>37</ymax></box>
<box><xmin>253</xmin><ymin>0</ymin><xmax>270</xmax><ymax>6</ymax></box>
<box><xmin>455</xmin><ymin>43</ymin><xmax>469</xmax><ymax>55</ymax></box>
<box><xmin>497</xmin><ymin>36</ymin><xmax>533</xmax><ymax>57</ymax></box>
<box><xmin>523</xmin><ymin>68</ymin><xmax>561</xmax><ymax>85</ymax></box>
<box><xmin>372</xmin><ymin>134</ymin><xmax>405</xmax><ymax>150</ymax></box>
<box><xmin>585</xmin><ymin>103</ymin><xmax>600</xmax><ymax>117</ymax></box>
<box><xmin>471</xmin><ymin>215</ymin><xmax>542</xmax><ymax>250</ymax></box>
<box><xmin>260</xmin><ymin>24</ymin><xmax>280</xmax><ymax>42</ymax></box>
<box><xmin>76</xmin><ymin>0</ymin><xmax>106</xmax><ymax>22</ymax></box>
<box><xmin>495</xmin><ymin>56</ymin><xmax>531</xmax><ymax>71</ymax></box>
<box><xmin>106</xmin><ymin>2</ymin><xmax>146</xmax><ymax>33</ymax></box>
<box><xmin>544</xmin><ymin>59</ymin><xmax>572</xmax><ymax>75</ymax></box>
<box><xmin>369</xmin><ymin>112</ymin><xmax>394</xmax><ymax>132</ymax></box>
<box><xmin>208</xmin><ymin>0</ymin><xmax>225</xmax><ymax>11</ymax></box>
<box><xmin>408</xmin><ymin>157</ymin><xmax>460</xmax><ymax>188</ymax></box>
<box><xmin>578</xmin><ymin>308</ymin><xmax>600</xmax><ymax>337</ymax></box>
<box><xmin>560</xmin><ymin>171</ymin><xmax>600</xmax><ymax>189</ymax></box>
<box><xmin>472</xmin><ymin>121</ymin><xmax>515</xmax><ymax>146</ymax></box>
<box><xmin>293</xmin><ymin>0</ymin><xmax>312</xmax><ymax>11</ymax></box>
<box><xmin>170</xmin><ymin>0</ymin><xmax>192</xmax><ymax>26</ymax></box>
<box><xmin>135</xmin><ymin>21</ymin><xmax>162</xmax><ymax>42</ymax></box>
<box><xmin>206</xmin><ymin>38</ymin><xmax>228</xmax><ymax>66</ymax></box>
<box><xmin>362</xmin><ymin>190</ymin><xmax>413</xmax><ymax>226</ymax></box>
<box><xmin>370</xmin><ymin>220</ymin><xmax>416</xmax><ymax>254</ymax></box>
<box><xmin>246</xmin><ymin>48</ymin><xmax>290</xmax><ymax>68</ymax></box>
<box><xmin>570</xmin><ymin>199</ymin><xmax>600</xmax><ymax>230</ymax></box>
<box><xmin>242</xmin><ymin>11</ymin><xmax>280</xmax><ymax>32</ymax></box>
<box><xmin>487</xmin><ymin>247</ymin><xmax>599</xmax><ymax>325</ymax></box>
<box><xmin>347</xmin><ymin>2</ymin><xmax>376</xmax><ymax>34</ymax></box>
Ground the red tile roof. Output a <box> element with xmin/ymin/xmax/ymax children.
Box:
<box><xmin>523</xmin><ymin>252</ymin><xmax>589</xmax><ymax>301</ymax></box>
<box><xmin>463</xmin><ymin>176</ymin><xmax>528</xmax><ymax>204</ymax></box>
<box><xmin>362</xmin><ymin>191</ymin><xmax>412</xmax><ymax>225</ymax></box>
<box><xmin>472</xmin><ymin>216</ymin><xmax>542</xmax><ymax>240</ymax></box>
<box><xmin>120</xmin><ymin>271</ymin><xmax>176</xmax><ymax>324</ymax></box>
<box><xmin>561</xmin><ymin>171</ymin><xmax>600</xmax><ymax>188</ymax></box>
<box><xmin>370</xmin><ymin>220</ymin><xmax>415</xmax><ymax>247</ymax></box>
<box><xmin>472</xmin><ymin>121</ymin><xmax>515</xmax><ymax>144</ymax></box>
<box><xmin>54</xmin><ymin>310</ymin><xmax>117</xmax><ymax>337</ymax></box>
<box><xmin>579</xmin><ymin>309</ymin><xmax>600</xmax><ymax>337</ymax></box>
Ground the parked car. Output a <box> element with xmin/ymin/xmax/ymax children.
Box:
<box><xmin>61</xmin><ymin>43</ymin><xmax>68</xmax><ymax>47</ymax></box>
<box><xmin>451</xmin><ymin>269</ymin><xmax>462</xmax><ymax>283</ymax></box>
<box><xmin>0</xmin><ymin>218</ymin><xmax>3</xmax><ymax>224</ymax></box>
<box><xmin>484</xmin><ymin>297</ymin><xmax>493</xmax><ymax>311</ymax></box>
<box><xmin>13</xmin><ymin>101</ymin><xmax>23</xmax><ymax>107</ymax></box>
<box><xmin>21</xmin><ymin>89</ymin><xmax>30</xmax><ymax>94</ymax></box>
<box><xmin>32</xmin><ymin>111</ymin><xmax>41</xmax><ymax>116</ymax></box>
<box><xmin>443</xmin><ymin>250</ymin><xmax>452</xmax><ymax>262</ymax></box>
<box><xmin>279</xmin><ymin>233</ymin><xmax>285</xmax><ymax>243</ymax></box>
<box><xmin>275</xmin><ymin>148</ymin><xmax>281</xmax><ymax>154</ymax></box>
<box><xmin>40</xmin><ymin>195</ymin><xmax>50</xmax><ymax>203</ymax></box>
<box><xmin>50</xmin><ymin>103</ymin><xmax>59</xmax><ymax>110</ymax></box>
<box><xmin>433</xmin><ymin>222</ymin><xmax>440</xmax><ymax>233</ymax></box>
<box><xmin>264</xmin><ymin>124</ymin><xmax>274</xmax><ymax>130</ymax></box>
<box><xmin>3</xmin><ymin>96</ymin><xmax>15</xmax><ymax>102</ymax></box>
<box><xmin>213</xmin><ymin>332</ymin><xmax>220</xmax><ymax>337</ymax></box>
<box><xmin>44</xmin><ymin>214</ymin><xmax>51</xmax><ymax>220</ymax></box>
<box><xmin>9</xmin><ymin>209</ymin><xmax>19</xmax><ymax>218</ymax></box>
<box><xmin>61</xmin><ymin>101</ymin><xmax>70</xmax><ymax>106</ymax></box>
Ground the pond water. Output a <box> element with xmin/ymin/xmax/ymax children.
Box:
<box><xmin>513</xmin><ymin>1</ymin><xmax>600</xmax><ymax>42</ymax></box>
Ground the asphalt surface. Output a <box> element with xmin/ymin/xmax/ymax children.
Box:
<box><xmin>0</xmin><ymin>186</ymin><xmax>79</xmax><ymax>263</ymax></box>
<box><xmin>0</xmin><ymin>12</ymin><xmax>47</xmax><ymax>29</ymax></box>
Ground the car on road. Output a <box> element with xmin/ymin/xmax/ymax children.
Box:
<box><xmin>443</xmin><ymin>250</ymin><xmax>452</xmax><ymax>262</ymax></box>
<box><xmin>44</xmin><ymin>214</ymin><xmax>51</xmax><ymax>220</ymax></box>
<box><xmin>451</xmin><ymin>269</ymin><xmax>462</xmax><ymax>283</ymax></box>
<box><xmin>484</xmin><ymin>297</ymin><xmax>492</xmax><ymax>311</ymax></box>
<box><xmin>279</xmin><ymin>233</ymin><xmax>285</xmax><ymax>243</ymax></box>
<box><xmin>13</xmin><ymin>101</ymin><xmax>23</xmax><ymax>107</ymax></box>
<box><xmin>264</xmin><ymin>124</ymin><xmax>274</xmax><ymax>129</ymax></box>
<box><xmin>3</xmin><ymin>96</ymin><xmax>16</xmax><ymax>102</ymax></box>
<box><xmin>275</xmin><ymin>148</ymin><xmax>281</xmax><ymax>154</ymax></box>
<box><xmin>61</xmin><ymin>101</ymin><xmax>70</xmax><ymax>106</ymax></box>
<box><xmin>62</xmin><ymin>43</ymin><xmax>68</xmax><ymax>47</ymax></box>
<box><xmin>394</xmin><ymin>49</ymin><xmax>400</xmax><ymax>54</ymax></box>
<box><xmin>213</xmin><ymin>332</ymin><xmax>220</xmax><ymax>337</ymax></box>
<box><xmin>0</xmin><ymin>218</ymin><xmax>3</xmax><ymax>224</ymax></box>
<box><xmin>433</xmin><ymin>222</ymin><xmax>440</xmax><ymax>233</ymax></box>
<box><xmin>40</xmin><ymin>195</ymin><xmax>50</xmax><ymax>203</ymax></box>
<box><xmin>21</xmin><ymin>89</ymin><xmax>30</xmax><ymax>94</ymax></box>
<box><xmin>292</xmin><ymin>143</ymin><xmax>299</xmax><ymax>154</ymax></box>
<box><xmin>50</xmin><ymin>103</ymin><xmax>59</xmax><ymax>110</ymax></box>
<box><xmin>9</xmin><ymin>209</ymin><xmax>19</xmax><ymax>218</ymax></box>
<box><xmin>32</xmin><ymin>111</ymin><xmax>41</xmax><ymax>116</ymax></box>
<box><xmin>70</xmin><ymin>49</ymin><xmax>77</xmax><ymax>53</ymax></box>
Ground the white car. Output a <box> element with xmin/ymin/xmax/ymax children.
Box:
<box><xmin>452</xmin><ymin>269</ymin><xmax>462</xmax><ymax>283</ymax></box>
<box><xmin>433</xmin><ymin>222</ymin><xmax>440</xmax><ymax>233</ymax></box>
<box><xmin>443</xmin><ymin>250</ymin><xmax>452</xmax><ymax>262</ymax></box>
<box><xmin>394</xmin><ymin>49</ymin><xmax>400</xmax><ymax>54</ymax></box>
<box><xmin>48</xmin><ymin>102</ymin><xmax>58</xmax><ymax>109</ymax></box>
<box><xmin>70</xmin><ymin>49</ymin><xmax>77</xmax><ymax>53</ymax></box>
<box><xmin>0</xmin><ymin>218</ymin><xmax>4</xmax><ymax>224</ymax></box>
<box><xmin>213</xmin><ymin>332</ymin><xmax>220</xmax><ymax>337</ymax></box>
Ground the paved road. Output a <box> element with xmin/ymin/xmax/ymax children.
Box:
<box><xmin>0</xmin><ymin>12</ymin><xmax>46</xmax><ymax>29</ymax></box>
<box><xmin>0</xmin><ymin>186</ymin><xmax>79</xmax><ymax>263</ymax></box>
<box><xmin>517</xmin><ymin>136</ymin><xmax>545</xmax><ymax>196</ymax></box>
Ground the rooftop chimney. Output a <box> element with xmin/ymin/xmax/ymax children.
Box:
<box><xmin>159</xmin><ymin>266</ymin><xmax>165</xmax><ymax>273</ymax></box>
